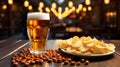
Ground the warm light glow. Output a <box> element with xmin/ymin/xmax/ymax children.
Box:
<box><xmin>68</xmin><ymin>1</ymin><xmax>73</xmax><ymax>8</ymax></box>
<box><xmin>104</xmin><ymin>0</ymin><xmax>110</xmax><ymax>4</ymax></box>
<box><xmin>52</xmin><ymin>2</ymin><xmax>57</xmax><ymax>9</ymax></box>
<box><xmin>65</xmin><ymin>7</ymin><xmax>69</xmax><ymax>11</ymax></box>
<box><xmin>85</xmin><ymin>0</ymin><xmax>90</xmax><ymax>5</ymax></box>
<box><xmin>58</xmin><ymin>7</ymin><xmax>63</xmax><ymax>19</ymax></box>
<box><xmin>106</xmin><ymin>12</ymin><xmax>109</xmax><ymax>17</ymax></box>
<box><xmin>51</xmin><ymin>8</ymin><xmax>58</xmax><ymax>17</ymax></box>
<box><xmin>45</xmin><ymin>7</ymin><xmax>50</xmax><ymax>13</ymax></box>
<box><xmin>62</xmin><ymin>7</ymin><xmax>69</xmax><ymax>18</ymax></box>
<box><xmin>58</xmin><ymin>7</ymin><xmax>62</xmax><ymax>13</ymax></box>
<box><xmin>78</xmin><ymin>4</ymin><xmax>83</xmax><ymax>11</ymax></box>
<box><xmin>28</xmin><ymin>5</ymin><xmax>32</xmax><ymax>11</ymax></box>
<box><xmin>8</xmin><ymin>0</ymin><xmax>13</xmax><ymax>5</ymax></box>
<box><xmin>68</xmin><ymin>9</ymin><xmax>73</xmax><ymax>14</ymax></box>
<box><xmin>39</xmin><ymin>2</ymin><xmax>44</xmax><ymax>8</ymax></box>
<box><xmin>78</xmin><ymin>4</ymin><xmax>83</xmax><ymax>9</ymax></box>
<box><xmin>110</xmin><ymin>12</ymin><xmax>114</xmax><ymax>17</ymax></box>
<box><xmin>83</xmin><ymin>7</ymin><xmax>87</xmax><ymax>12</ymax></box>
<box><xmin>88</xmin><ymin>6</ymin><xmax>92</xmax><ymax>11</ymax></box>
<box><xmin>24</xmin><ymin>1</ymin><xmax>29</xmax><ymax>7</ymax></box>
<box><xmin>2</xmin><ymin>5</ymin><xmax>7</xmax><ymax>10</ymax></box>
<box><xmin>38</xmin><ymin>7</ymin><xmax>43</xmax><ymax>12</ymax></box>
<box><xmin>106</xmin><ymin>12</ymin><xmax>116</xmax><ymax>18</ymax></box>
<box><xmin>76</xmin><ymin>4</ymin><xmax>83</xmax><ymax>13</ymax></box>
<box><xmin>71</xmin><ymin>6</ymin><xmax>75</xmax><ymax>11</ymax></box>
<box><xmin>76</xmin><ymin>9</ymin><xmax>79</xmax><ymax>13</ymax></box>
<box><xmin>113</xmin><ymin>11</ymin><xmax>116</xmax><ymax>16</ymax></box>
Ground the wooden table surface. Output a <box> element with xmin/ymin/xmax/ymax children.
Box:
<box><xmin>0</xmin><ymin>40</ymin><xmax>120</xmax><ymax>67</ymax></box>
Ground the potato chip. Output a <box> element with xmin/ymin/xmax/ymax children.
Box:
<box><xmin>57</xmin><ymin>40</ymin><xmax>68</xmax><ymax>48</ymax></box>
<box><xmin>81</xmin><ymin>47</ymin><xmax>89</xmax><ymax>53</ymax></box>
<box><xmin>92</xmin><ymin>45</ymin><xmax>106</xmax><ymax>54</ymax></box>
<box><xmin>66</xmin><ymin>47</ymin><xmax>76</xmax><ymax>53</ymax></box>
<box><xmin>78</xmin><ymin>45</ymin><xmax>89</xmax><ymax>53</ymax></box>
<box><xmin>106</xmin><ymin>43</ymin><xmax>115</xmax><ymax>51</ymax></box>
<box><xmin>66</xmin><ymin>38</ymin><xmax>73</xmax><ymax>45</ymax></box>
<box><xmin>73</xmin><ymin>36</ymin><xmax>80</xmax><ymax>40</ymax></box>
<box><xmin>72</xmin><ymin>40</ymin><xmax>82</xmax><ymax>48</ymax></box>
<box><xmin>86</xmin><ymin>42</ymin><xmax>94</xmax><ymax>48</ymax></box>
<box><xmin>57</xmin><ymin>36</ymin><xmax>116</xmax><ymax>55</ymax></box>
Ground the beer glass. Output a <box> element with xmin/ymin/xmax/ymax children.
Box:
<box><xmin>27</xmin><ymin>12</ymin><xmax>50</xmax><ymax>54</ymax></box>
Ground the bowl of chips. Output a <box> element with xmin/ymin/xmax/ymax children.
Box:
<box><xmin>56</xmin><ymin>36</ymin><xmax>116</xmax><ymax>57</ymax></box>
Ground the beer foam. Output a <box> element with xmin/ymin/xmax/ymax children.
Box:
<box><xmin>27</xmin><ymin>12</ymin><xmax>50</xmax><ymax>20</ymax></box>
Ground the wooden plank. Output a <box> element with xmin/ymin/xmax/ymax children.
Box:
<box><xmin>0</xmin><ymin>40</ymin><xmax>29</xmax><ymax>58</ymax></box>
<box><xmin>0</xmin><ymin>40</ymin><xmax>15</xmax><ymax>48</ymax></box>
<box><xmin>0</xmin><ymin>40</ymin><xmax>120</xmax><ymax>67</ymax></box>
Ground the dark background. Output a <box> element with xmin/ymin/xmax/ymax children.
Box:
<box><xmin>0</xmin><ymin>0</ymin><xmax>120</xmax><ymax>40</ymax></box>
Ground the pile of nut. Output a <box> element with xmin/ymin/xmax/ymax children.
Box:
<box><xmin>11</xmin><ymin>48</ymin><xmax>90</xmax><ymax>66</ymax></box>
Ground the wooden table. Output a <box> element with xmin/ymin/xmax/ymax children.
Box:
<box><xmin>0</xmin><ymin>40</ymin><xmax>120</xmax><ymax>67</ymax></box>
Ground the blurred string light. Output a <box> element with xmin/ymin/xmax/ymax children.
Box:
<box><xmin>58</xmin><ymin>7</ymin><xmax>62</xmax><ymax>19</ymax></box>
<box><xmin>83</xmin><ymin>7</ymin><xmax>87</xmax><ymax>12</ymax></box>
<box><xmin>68</xmin><ymin>1</ymin><xmax>73</xmax><ymax>8</ymax></box>
<box><xmin>51</xmin><ymin>7</ymin><xmax>58</xmax><ymax>17</ymax></box>
<box><xmin>62</xmin><ymin>7</ymin><xmax>69</xmax><ymax>18</ymax></box>
<box><xmin>58</xmin><ymin>7</ymin><xmax>62</xmax><ymax>13</ymax></box>
<box><xmin>8</xmin><ymin>0</ymin><xmax>13</xmax><ymax>5</ymax></box>
<box><xmin>71</xmin><ymin>6</ymin><xmax>76</xmax><ymax>11</ymax></box>
<box><xmin>65</xmin><ymin>7</ymin><xmax>69</xmax><ymax>11</ymax></box>
<box><xmin>26</xmin><ymin>0</ymin><xmax>108</xmax><ymax>19</ymax></box>
<box><xmin>2</xmin><ymin>5</ymin><xmax>7</xmax><ymax>10</ymax></box>
<box><xmin>78</xmin><ymin>4</ymin><xmax>83</xmax><ymax>10</ymax></box>
<box><xmin>28</xmin><ymin>5</ymin><xmax>32</xmax><ymax>11</ymax></box>
<box><xmin>51</xmin><ymin>2</ymin><xmax>57</xmax><ymax>9</ymax></box>
<box><xmin>38</xmin><ymin>2</ymin><xmax>44</xmax><ymax>12</ymax></box>
<box><xmin>107</xmin><ymin>12</ymin><xmax>116</xmax><ymax>17</ymax></box>
<box><xmin>38</xmin><ymin>7</ymin><xmax>42</xmax><ymax>12</ymax></box>
<box><xmin>104</xmin><ymin>0</ymin><xmax>110</xmax><ymax>4</ymax></box>
<box><xmin>45</xmin><ymin>7</ymin><xmax>50</xmax><ymax>13</ymax></box>
<box><xmin>85</xmin><ymin>0</ymin><xmax>91</xmax><ymax>5</ymax></box>
<box><xmin>76</xmin><ymin>4</ymin><xmax>83</xmax><ymax>13</ymax></box>
<box><xmin>24</xmin><ymin>0</ymin><xmax>29</xmax><ymax>7</ymax></box>
<box><xmin>39</xmin><ymin>2</ymin><xmax>44</xmax><ymax>8</ymax></box>
<box><xmin>88</xmin><ymin>6</ymin><xmax>92</xmax><ymax>11</ymax></box>
<box><xmin>51</xmin><ymin>2</ymin><xmax>58</xmax><ymax>17</ymax></box>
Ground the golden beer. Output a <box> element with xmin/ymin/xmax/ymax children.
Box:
<box><xmin>27</xmin><ymin>12</ymin><xmax>50</xmax><ymax>54</ymax></box>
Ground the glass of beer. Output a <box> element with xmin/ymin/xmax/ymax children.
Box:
<box><xmin>27</xmin><ymin>12</ymin><xmax>50</xmax><ymax>54</ymax></box>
